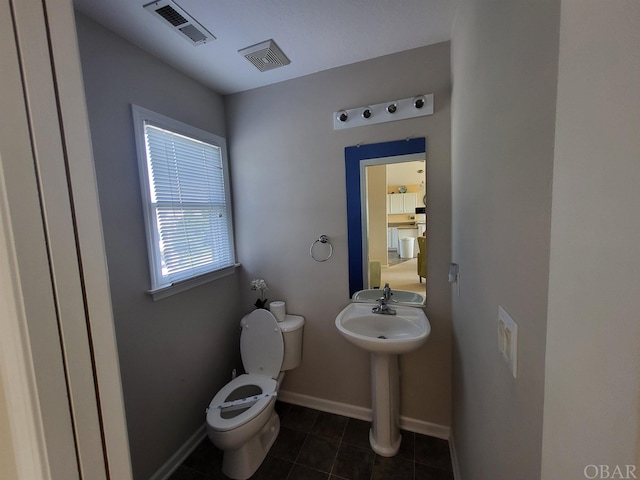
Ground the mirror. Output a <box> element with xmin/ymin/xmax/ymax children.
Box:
<box><xmin>345</xmin><ymin>138</ymin><xmax>427</xmax><ymax>297</ymax></box>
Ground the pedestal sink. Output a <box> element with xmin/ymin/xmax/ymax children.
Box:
<box><xmin>335</xmin><ymin>302</ymin><xmax>430</xmax><ymax>456</ymax></box>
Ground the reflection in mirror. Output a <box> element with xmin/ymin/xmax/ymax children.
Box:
<box><xmin>345</xmin><ymin>138</ymin><xmax>427</xmax><ymax>299</ymax></box>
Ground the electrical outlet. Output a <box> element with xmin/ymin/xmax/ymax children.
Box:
<box><xmin>498</xmin><ymin>306</ymin><xmax>518</xmax><ymax>378</ymax></box>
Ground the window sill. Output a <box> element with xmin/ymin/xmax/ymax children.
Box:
<box><xmin>147</xmin><ymin>263</ymin><xmax>241</xmax><ymax>301</ymax></box>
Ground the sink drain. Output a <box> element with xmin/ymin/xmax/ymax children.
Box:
<box><xmin>377</xmin><ymin>335</ymin><xmax>387</xmax><ymax>339</ymax></box>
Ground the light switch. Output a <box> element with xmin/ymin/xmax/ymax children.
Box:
<box><xmin>498</xmin><ymin>306</ymin><xmax>518</xmax><ymax>378</ymax></box>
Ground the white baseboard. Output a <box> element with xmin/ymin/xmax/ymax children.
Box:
<box><xmin>278</xmin><ymin>389</ymin><xmax>451</xmax><ymax>440</ymax></box>
<box><xmin>149</xmin><ymin>424</ymin><xmax>207</xmax><ymax>480</ymax></box>
<box><xmin>279</xmin><ymin>389</ymin><xmax>373</xmax><ymax>422</ymax></box>
<box><xmin>449</xmin><ymin>429</ymin><xmax>462</xmax><ymax>480</ymax></box>
<box><xmin>399</xmin><ymin>415</ymin><xmax>450</xmax><ymax>441</ymax></box>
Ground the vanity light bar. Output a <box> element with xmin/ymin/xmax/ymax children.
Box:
<box><xmin>333</xmin><ymin>94</ymin><xmax>434</xmax><ymax>130</ymax></box>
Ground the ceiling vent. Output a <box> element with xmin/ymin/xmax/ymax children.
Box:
<box><xmin>238</xmin><ymin>39</ymin><xmax>291</xmax><ymax>72</ymax></box>
<box><xmin>143</xmin><ymin>0</ymin><xmax>215</xmax><ymax>46</ymax></box>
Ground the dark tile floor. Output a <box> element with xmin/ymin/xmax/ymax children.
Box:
<box><xmin>169</xmin><ymin>402</ymin><xmax>454</xmax><ymax>480</ymax></box>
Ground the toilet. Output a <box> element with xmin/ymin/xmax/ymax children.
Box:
<box><xmin>206</xmin><ymin>309</ymin><xmax>304</xmax><ymax>480</ymax></box>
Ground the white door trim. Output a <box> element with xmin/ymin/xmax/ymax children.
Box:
<box><xmin>0</xmin><ymin>0</ymin><xmax>132</xmax><ymax>478</ymax></box>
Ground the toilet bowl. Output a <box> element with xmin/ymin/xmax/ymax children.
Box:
<box><xmin>205</xmin><ymin>309</ymin><xmax>304</xmax><ymax>480</ymax></box>
<box><xmin>206</xmin><ymin>374</ymin><xmax>278</xmax><ymax>450</ymax></box>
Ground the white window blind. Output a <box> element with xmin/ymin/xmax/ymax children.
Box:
<box><xmin>133</xmin><ymin>106</ymin><xmax>235</xmax><ymax>292</ymax></box>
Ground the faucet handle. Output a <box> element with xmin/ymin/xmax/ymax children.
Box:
<box><xmin>382</xmin><ymin>283</ymin><xmax>392</xmax><ymax>301</ymax></box>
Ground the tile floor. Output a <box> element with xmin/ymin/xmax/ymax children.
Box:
<box><xmin>169</xmin><ymin>402</ymin><xmax>454</xmax><ymax>480</ymax></box>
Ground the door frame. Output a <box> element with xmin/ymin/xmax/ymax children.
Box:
<box><xmin>0</xmin><ymin>0</ymin><xmax>132</xmax><ymax>478</ymax></box>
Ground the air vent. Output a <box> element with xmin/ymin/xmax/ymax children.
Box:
<box><xmin>179</xmin><ymin>24</ymin><xmax>207</xmax><ymax>44</ymax></box>
<box><xmin>238</xmin><ymin>39</ymin><xmax>291</xmax><ymax>72</ymax></box>
<box><xmin>143</xmin><ymin>0</ymin><xmax>215</xmax><ymax>46</ymax></box>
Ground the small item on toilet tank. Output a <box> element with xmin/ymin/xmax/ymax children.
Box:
<box><xmin>269</xmin><ymin>301</ymin><xmax>286</xmax><ymax>322</ymax></box>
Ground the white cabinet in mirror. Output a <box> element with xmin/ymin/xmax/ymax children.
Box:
<box><xmin>387</xmin><ymin>193</ymin><xmax>417</xmax><ymax>214</ymax></box>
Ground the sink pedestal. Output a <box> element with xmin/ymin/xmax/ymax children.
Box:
<box><xmin>335</xmin><ymin>302</ymin><xmax>431</xmax><ymax>457</ymax></box>
<box><xmin>369</xmin><ymin>353</ymin><xmax>401</xmax><ymax>456</ymax></box>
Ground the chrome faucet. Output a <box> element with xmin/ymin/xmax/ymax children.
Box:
<box><xmin>372</xmin><ymin>283</ymin><xmax>396</xmax><ymax>315</ymax></box>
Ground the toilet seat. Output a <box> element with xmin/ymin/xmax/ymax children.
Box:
<box><xmin>207</xmin><ymin>374</ymin><xmax>277</xmax><ymax>432</ymax></box>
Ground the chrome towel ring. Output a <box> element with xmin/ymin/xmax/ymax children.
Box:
<box><xmin>310</xmin><ymin>234</ymin><xmax>333</xmax><ymax>262</ymax></box>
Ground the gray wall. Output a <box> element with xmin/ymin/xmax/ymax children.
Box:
<box><xmin>75</xmin><ymin>14</ymin><xmax>243</xmax><ymax>480</ymax></box>
<box><xmin>450</xmin><ymin>1</ymin><xmax>560</xmax><ymax>478</ymax></box>
<box><xmin>225</xmin><ymin>43</ymin><xmax>452</xmax><ymax>426</ymax></box>
<box><xmin>542</xmin><ymin>1</ymin><xmax>640</xmax><ymax>476</ymax></box>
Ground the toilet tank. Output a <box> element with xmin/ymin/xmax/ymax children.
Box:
<box><xmin>278</xmin><ymin>314</ymin><xmax>304</xmax><ymax>371</ymax></box>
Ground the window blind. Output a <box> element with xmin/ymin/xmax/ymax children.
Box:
<box><xmin>143</xmin><ymin>123</ymin><xmax>234</xmax><ymax>287</ymax></box>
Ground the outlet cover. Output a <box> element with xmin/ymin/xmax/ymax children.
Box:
<box><xmin>498</xmin><ymin>306</ymin><xmax>518</xmax><ymax>378</ymax></box>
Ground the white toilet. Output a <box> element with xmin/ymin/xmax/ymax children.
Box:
<box><xmin>206</xmin><ymin>309</ymin><xmax>304</xmax><ymax>480</ymax></box>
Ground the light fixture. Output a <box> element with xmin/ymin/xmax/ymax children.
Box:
<box><xmin>333</xmin><ymin>94</ymin><xmax>434</xmax><ymax>130</ymax></box>
<box><xmin>413</xmin><ymin>95</ymin><xmax>427</xmax><ymax>109</ymax></box>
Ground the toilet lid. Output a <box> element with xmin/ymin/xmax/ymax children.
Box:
<box><xmin>240</xmin><ymin>309</ymin><xmax>284</xmax><ymax>378</ymax></box>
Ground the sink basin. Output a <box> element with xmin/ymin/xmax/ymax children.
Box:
<box><xmin>352</xmin><ymin>289</ymin><xmax>425</xmax><ymax>305</ymax></box>
<box><xmin>335</xmin><ymin>302</ymin><xmax>430</xmax><ymax>354</ymax></box>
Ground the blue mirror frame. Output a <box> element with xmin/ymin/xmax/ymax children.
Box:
<box><xmin>345</xmin><ymin>137</ymin><xmax>426</xmax><ymax>296</ymax></box>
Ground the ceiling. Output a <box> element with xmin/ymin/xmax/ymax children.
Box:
<box><xmin>386</xmin><ymin>161</ymin><xmax>425</xmax><ymax>187</ymax></box>
<box><xmin>72</xmin><ymin>0</ymin><xmax>457</xmax><ymax>95</ymax></box>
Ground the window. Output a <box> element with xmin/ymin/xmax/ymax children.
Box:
<box><xmin>132</xmin><ymin>106</ymin><xmax>236</xmax><ymax>297</ymax></box>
